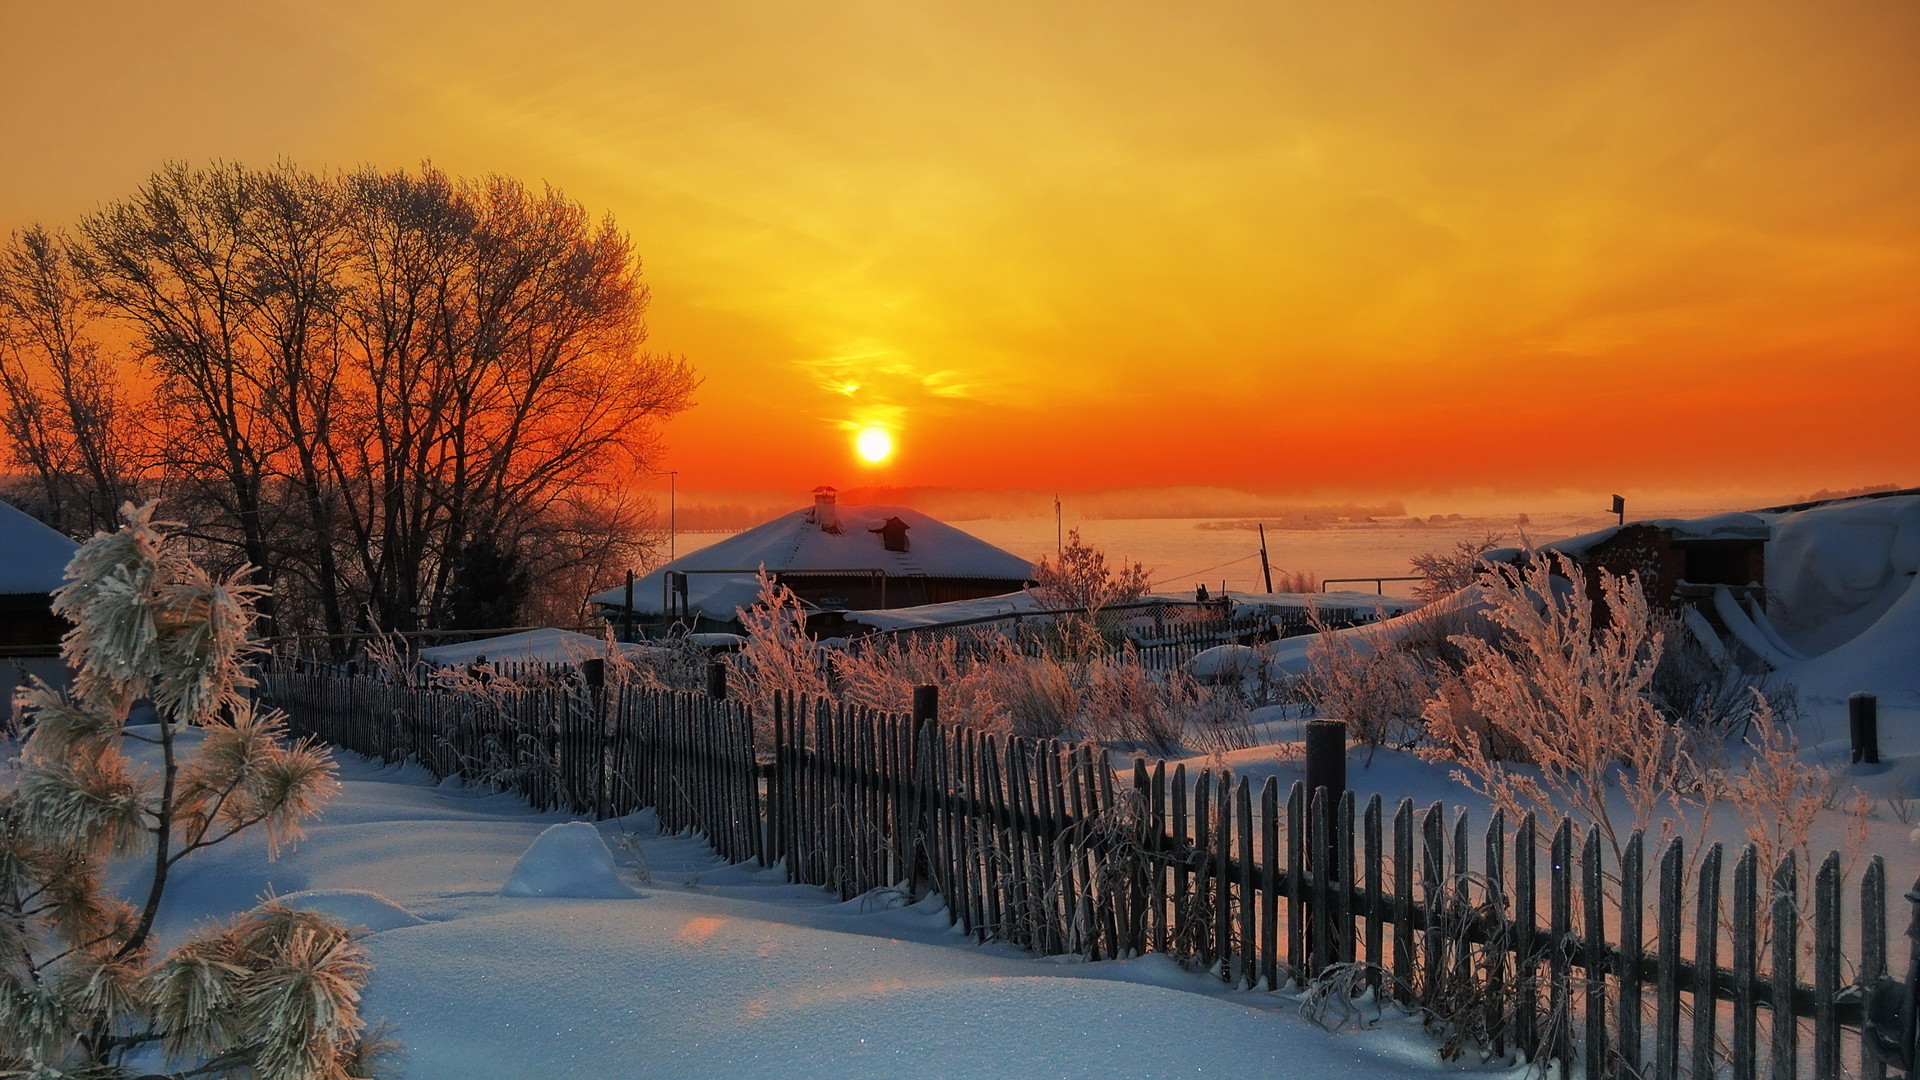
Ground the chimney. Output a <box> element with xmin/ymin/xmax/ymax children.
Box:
<box><xmin>811</xmin><ymin>485</ymin><xmax>840</xmax><ymax>533</ymax></box>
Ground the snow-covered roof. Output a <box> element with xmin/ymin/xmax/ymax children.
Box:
<box><xmin>417</xmin><ymin>628</ymin><xmax>649</xmax><ymax>667</ymax></box>
<box><xmin>0</xmin><ymin>499</ymin><xmax>80</xmax><ymax>596</ymax></box>
<box><xmin>588</xmin><ymin>501</ymin><xmax>1033</xmax><ymax>618</ymax></box>
<box><xmin>825</xmin><ymin>590</ymin><xmax>1045</xmax><ymax>633</ymax></box>
<box><xmin>1542</xmin><ymin>512</ymin><xmax>1772</xmax><ymax>559</ymax></box>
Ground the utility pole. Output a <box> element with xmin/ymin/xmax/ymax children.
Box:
<box><xmin>1259</xmin><ymin>522</ymin><xmax>1274</xmax><ymax>593</ymax></box>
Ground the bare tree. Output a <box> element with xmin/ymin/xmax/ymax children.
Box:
<box><xmin>0</xmin><ymin>225</ymin><xmax>138</xmax><ymax>535</ymax></box>
<box><xmin>328</xmin><ymin>165</ymin><xmax>694</xmax><ymax>632</ymax></box>
<box><xmin>12</xmin><ymin>161</ymin><xmax>696</xmax><ymax>645</ymax></box>
<box><xmin>73</xmin><ymin>161</ymin><xmax>289</xmax><ymax>627</ymax></box>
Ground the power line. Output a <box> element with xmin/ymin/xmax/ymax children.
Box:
<box><xmin>1149</xmin><ymin>552</ymin><xmax>1257</xmax><ymax>587</ymax></box>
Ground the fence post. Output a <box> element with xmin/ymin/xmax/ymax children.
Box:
<box><xmin>1852</xmin><ymin>692</ymin><xmax>1881</xmax><ymax>765</ymax></box>
<box><xmin>1305</xmin><ymin>719</ymin><xmax>1347</xmax><ymax>870</ymax></box>
<box><xmin>707</xmin><ymin>659</ymin><xmax>727</xmax><ymax>700</ymax></box>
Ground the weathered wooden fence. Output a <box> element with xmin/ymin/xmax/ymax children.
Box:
<box><xmin>261</xmin><ymin>670</ymin><xmax>1906</xmax><ymax>1079</ymax></box>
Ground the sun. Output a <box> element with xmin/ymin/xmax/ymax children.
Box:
<box><xmin>854</xmin><ymin>426</ymin><xmax>894</xmax><ymax>464</ymax></box>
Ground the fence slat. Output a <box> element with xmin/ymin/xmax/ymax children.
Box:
<box><xmin>1619</xmin><ymin>830</ymin><xmax>1644</xmax><ymax>1079</ymax></box>
<box><xmin>1860</xmin><ymin>856</ymin><xmax>1888</xmax><ymax>1080</ymax></box>
<box><xmin>1771</xmin><ymin>855</ymin><xmax>1799</xmax><ymax>1080</ymax></box>
<box><xmin>1733</xmin><ymin>845</ymin><xmax>1759</xmax><ymax>1080</ymax></box>
<box><xmin>1654</xmin><ymin>837</ymin><xmax>1682</xmax><ymax>1079</ymax></box>
<box><xmin>1581</xmin><ymin>827</ymin><xmax>1606</xmax><ymax>1080</ymax></box>
<box><xmin>1815</xmin><ymin>850</ymin><xmax>1841</xmax><ymax>1080</ymax></box>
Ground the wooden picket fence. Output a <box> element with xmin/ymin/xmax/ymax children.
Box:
<box><xmin>261</xmin><ymin>670</ymin><xmax>1908</xmax><ymax>1079</ymax></box>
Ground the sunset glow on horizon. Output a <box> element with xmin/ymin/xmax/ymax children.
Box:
<box><xmin>2</xmin><ymin>1</ymin><xmax>1913</xmax><ymax>511</ymax></box>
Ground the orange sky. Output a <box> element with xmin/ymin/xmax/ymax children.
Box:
<box><xmin>2</xmin><ymin>1</ymin><xmax>1914</xmax><ymax>513</ymax></box>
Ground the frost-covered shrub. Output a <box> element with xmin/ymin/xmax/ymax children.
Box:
<box><xmin>1301</xmin><ymin>602</ymin><xmax>1480</xmax><ymax>763</ymax></box>
<box><xmin>728</xmin><ymin>570</ymin><xmax>830</xmax><ymax>728</ymax></box>
<box><xmin>1648</xmin><ymin>613</ymin><xmax>1798</xmax><ymax>732</ymax></box>
<box><xmin>1028</xmin><ymin>529</ymin><xmax>1151</xmax><ymax>665</ymax></box>
<box><xmin>1408</xmin><ymin>532</ymin><xmax>1504</xmax><ymax>604</ymax></box>
<box><xmin>1418</xmin><ymin>551</ymin><xmax>1697</xmax><ymax>871</ymax></box>
<box><xmin>0</xmin><ymin>503</ymin><xmax>383</xmax><ymax>1079</ymax></box>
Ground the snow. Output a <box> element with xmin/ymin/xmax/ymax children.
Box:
<box><xmin>500</xmin><ymin>821</ymin><xmax>639</xmax><ymax>899</ymax></box>
<box><xmin>1764</xmin><ymin>494</ymin><xmax>1920</xmax><ymax>711</ymax></box>
<box><xmin>417</xmin><ymin>627</ymin><xmax>650</xmax><ymax>667</ymax></box>
<box><xmin>0</xmin><ymin>496</ymin><xmax>81</xmax><ymax>595</ymax></box>
<box><xmin>1768</xmin><ymin>495</ymin><xmax>1920</xmax><ymax>657</ymax></box>
<box><xmin>1542</xmin><ymin>511</ymin><xmax>1771</xmax><ymax>559</ymax></box>
<box><xmin>275</xmin><ymin>888</ymin><xmax>427</xmax><ymax>932</ymax></box>
<box><xmin>588</xmin><ymin>501</ymin><xmax>1033</xmax><ymax>619</ymax></box>
<box><xmin>64</xmin><ymin>746</ymin><xmax>1531</xmax><ymax>1080</ymax></box>
<box><xmin>829</xmin><ymin>589</ymin><xmax>1045</xmax><ymax>632</ymax></box>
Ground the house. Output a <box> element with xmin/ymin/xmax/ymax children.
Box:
<box><xmin>589</xmin><ymin>487</ymin><xmax>1034</xmax><ymax>636</ymax></box>
<box><xmin>0</xmin><ymin>499</ymin><xmax>79</xmax><ymax>653</ymax></box>
<box><xmin>1</xmin><ymin>498</ymin><xmax>82</xmax><ymax>702</ymax></box>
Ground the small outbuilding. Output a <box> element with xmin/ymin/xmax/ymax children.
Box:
<box><xmin>1544</xmin><ymin>513</ymin><xmax>1772</xmax><ymax>620</ymax></box>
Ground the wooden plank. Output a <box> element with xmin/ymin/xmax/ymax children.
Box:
<box><xmin>1006</xmin><ymin>738</ymin><xmax>1036</xmax><ymax>949</ymax></box>
<box><xmin>1771</xmin><ymin>855</ymin><xmax>1798</xmax><ymax>1080</ymax></box>
<box><xmin>1732</xmin><ymin>845</ymin><xmax>1758</xmax><ymax>1080</ymax></box>
<box><xmin>1692</xmin><ymin>842</ymin><xmax>1723</xmax><ymax>1080</ymax></box>
<box><xmin>1313</xmin><ymin>786</ymin><xmax>1336</xmax><ymax>981</ymax></box>
<box><xmin>1263</xmin><ymin>777</ymin><xmax>1282</xmax><ymax>991</ymax></box>
<box><xmin>1860</xmin><ymin>856</ymin><xmax>1888</xmax><ymax>1080</ymax></box>
<box><xmin>1581</xmin><ymin>827</ymin><xmax>1605</xmax><ymax>1080</ymax></box>
<box><xmin>1814</xmin><ymin>850</ymin><xmax>1841</xmax><ymax>1080</ymax></box>
<box><xmin>979</xmin><ymin>732</ymin><xmax>1005</xmax><ymax>942</ymax></box>
<box><xmin>1482</xmin><ymin>809</ymin><xmax>1506</xmax><ymax>1061</ymax></box>
<box><xmin>1393</xmin><ymin>797</ymin><xmax>1415</xmax><ymax>1007</ymax></box>
<box><xmin>963</xmin><ymin>730</ymin><xmax>985</xmax><ymax>940</ymax></box>
<box><xmin>1337</xmin><ymin>792</ymin><xmax>1356</xmax><ymax>968</ymax></box>
<box><xmin>1215</xmin><ymin>770</ymin><xmax>1234</xmax><ymax>982</ymax></box>
<box><xmin>1549</xmin><ymin>817</ymin><xmax>1573</xmax><ymax>1070</ymax></box>
<box><xmin>1653</xmin><ymin>836</ymin><xmax>1681</xmax><ymax>1079</ymax></box>
<box><xmin>1422</xmin><ymin>803</ymin><xmax>1445</xmax><ymax>1004</ymax></box>
<box><xmin>1237</xmin><ymin>776</ymin><xmax>1256</xmax><ymax>988</ymax></box>
<box><xmin>1144</xmin><ymin>757</ymin><xmax>1159</xmax><ymax>949</ymax></box>
<box><xmin>1064</xmin><ymin>744</ymin><xmax>1091</xmax><ymax>956</ymax></box>
<box><xmin>1196</xmin><ymin>768</ymin><xmax>1214</xmax><ymax>969</ymax></box>
<box><xmin>1094</xmin><ymin>750</ymin><xmax>1122</xmax><ymax>958</ymax></box>
<box><xmin>1618</xmin><ymin>830</ymin><xmax>1644</xmax><ymax>1078</ymax></box>
<box><xmin>1364</xmin><ymin>794</ymin><xmax>1384</xmax><ymax>998</ymax></box>
<box><xmin>950</xmin><ymin>729</ymin><xmax>974</xmax><ymax>935</ymax></box>
<box><xmin>1172</xmin><ymin>763</ymin><xmax>1190</xmax><ymax>961</ymax></box>
<box><xmin>1150</xmin><ymin>760</ymin><xmax>1168</xmax><ymax>955</ymax></box>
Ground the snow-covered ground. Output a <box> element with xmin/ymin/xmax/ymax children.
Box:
<box><xmin>119</xmin><ymin>743</ymin><xmax>1529</xmax><ymax>1080</ymax></box>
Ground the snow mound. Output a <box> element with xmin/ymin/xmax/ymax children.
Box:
<box><xmin>501</xmin><ymin>821</ymin><xmax>637</xmax><ymax>899</ymax></box>
<box><xmin>274</xmin><ymin>888</ymin><xmax>426</xmax><ymax>932</ymax></box>
<box><xmin>1187</xmin><ymin>644</ymin><xmax>1262</xmax><ymax>683</ymax></box>
<box><xmin>1769</xmin><ymin>495</ymin><xmax>1920</xmax><ymax>656</ymax></box>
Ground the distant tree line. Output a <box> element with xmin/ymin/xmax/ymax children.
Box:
<box><xmin>0</xmin><ymin>161</ymin><xmax>696</xmax><ymax>647</ymax></box>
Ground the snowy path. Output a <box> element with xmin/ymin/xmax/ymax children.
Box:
<box><xmin>153</xmin><ymin>751</ymin><xmax>1519</xmax><ymax>1079</ymax></box>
